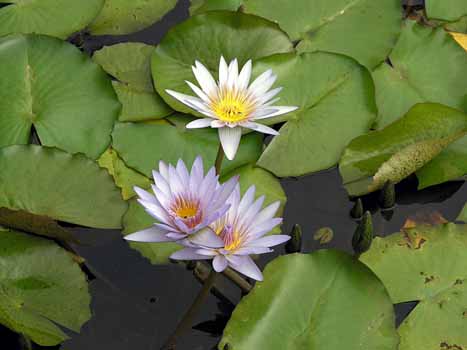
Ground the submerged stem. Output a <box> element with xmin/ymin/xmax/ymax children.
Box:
<box><xmin>214</xmin><ymin>144</ymin><xmax>225</xmax><ymax>175</ymax></box>
<box><xmin>161</xmin><ymin>269</ymin><xmax>218</xmax><ymax>350</ymax></box>
<box><xmin>223</xmin><ymin>267</ymin><xmax>252</xmax><ymax>294</ymax></box>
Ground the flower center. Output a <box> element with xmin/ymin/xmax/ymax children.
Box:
<box><xmin>170</xmin><ymin>194</ymin><xmax>202</xmax><ymax>229</ymax></box>
<box><xmin>211</xmin><ymin>90</ymin><xmax>253</xmax><ymax>123</ymax></box>
<box><xmin>217</xmin><ymin>224</ymin><xmax>242</xmax><ymax>251</ymax></box>
<box><xmin>175</xmin><ymin>205</ymin><xmax>198</xmax><ymax>219</ymax></box>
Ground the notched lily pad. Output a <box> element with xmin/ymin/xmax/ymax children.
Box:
<box><xmin>0</xmin><ymin>34</ymin><xmax>120</xmax><ymax>159</ymax></box>
<box><xmin>0</xmin><ymin>229</ymin><xmax>91</xmax><ymax>346</ymax></box>
<box><xmin>0</xmin><ymin>145</ymin><xmax>127</xmax><ymax>230</ymax></box>
<box><xmin>189</xmin><ymin>0</ymin><xmax>241</xmax><ymax>15</ymax></box>
<box><xmin>425</xmin><ymin>0</ymin><xmax>467</xmax><ymax>21</ymax></box>
<box><xmin>220</xmin><ymin>251</ymin><xmax>398</xmax><ymax>350</ymax></box>
<box><xmin>339</xmin><ymin>103</ymin><xmax>467</xmax><ymax>196</ymax></box>
<box><xmin>89</xmin><ymin>0</ymin><xmax>177</xmax><ymax>35</ymax></box>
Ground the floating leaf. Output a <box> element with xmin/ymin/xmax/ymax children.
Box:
<box><xmin>0</xmin><ymin>145</ymin><xmax>127</xmax><ymax>229</ymax></box>
<box><xmin>445</xmin><ymin>16</ymin><xmax>467</xmax><ymax>33</ymax></box>
<box><xmin>314</xmin><ymin>227</ymin><xmax>334</xmax><ymax>244</ymax></box>
<box><xmin>372</xmin><ymin>21</ymin><xmax>467</xmax><ymax>129</ymax></box>
<box><xmin>0</xmin><ymin>0</ymin><xmax>103</xmax><ymax>39</ymax></box>
<box><xmin>97</xmin><ymin>148</ymin><xmax>151</xmax><ymax>200</ymax></box>
<box><xmin>360</xmin><ymin>223</ymin><xmax>467</xmax><ymax>349</ymax></box>
<box><xmin>189</xmin><ymin>0</ymin><xmax>241</xmax><ymax>15</ymax></box>
<box><xmin>152</xmin><ymin>11</ymin><xmax>293</xmax><ymax>114</ymax></box>
<box><xmin>89</xmin><ymin>0</ymin><xmax>177</xmax><ymax>35</ymax></box>
<box><xmin>220</xmin><ymin>251</ymin><xmax>398</xmax><ymax>350</ymax></box>
<box><xmin>458</xmin><ymin>203</ymin><xmax>467</xmax><ymax>222</ymax></box>
<box><xmin>112</xmin><ymin>115</ymin><xmax>263</xmax><ymax>178</ymax></box>
<box><xmin>243</xmin><ymin>0</ymin><xmax>401</xmax><ymax>69</ymax></box>
<box><xmin>93</xmin><ymin>43</ymin><xmax>172</xmax><ymax>122</ymax></box>
<box><xmin>425</xmin><ymin>0</ymin><xmax>467</xmax><ymax>21</ymax></box>
<box><xmin>339</xmin><ymin>103</ymin><xmax>467</xmax><ymax>196</ymax></box>
<box><xmin>256</xmin><ymin>52</ymin><xmax>376</xmax><ymax>177</ymax></box>
<box><xmin>0</xmin><ymin>229</ymin><xmax>91</xmax><ymax>346</ymax></box>
<box><xmin>0</xmin><ymin>34</ymin><xmax>120</xmax><ymax>159</ymax></box>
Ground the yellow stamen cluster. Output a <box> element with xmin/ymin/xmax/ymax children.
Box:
<box><xmin>172</xmin><ymin>197</ymin><xmax>199</xmax><ymax>219</ymax></box>
<box><xmin>211</xmin><ymin>89</ymin><xmax>254</xmax><ymax>123</ymax></box>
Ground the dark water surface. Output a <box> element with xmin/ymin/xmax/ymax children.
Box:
<box><xmin>2</xmin><ymin>0</ymin><xmax>466</xmax><ymax>349</ymax></box>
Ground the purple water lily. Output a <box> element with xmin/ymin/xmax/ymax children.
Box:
<box><xmin>124</xmin><ymin>156</ymin><xmax>238</xmax><ymax>246</ymax></box>
<box><xmin>170</xmin><ymin>184</ymin><xmax>290</xmax><ymax>281</ymax></box>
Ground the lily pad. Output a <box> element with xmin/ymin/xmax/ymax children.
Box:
<box><xmin>446</xmin><ymin>16</ymin><xmax>467</xmax><ymax>33</ymax></box>
<box><xmin>220</xmin><ymin>251</ymin><xmax>398</xmax><ymax>350</ymax></box>
<box><xmin>0</xmin><ymin>0</ymin><xmax>104</xmax><ymax>39</ymax></box>
<box><xmin>458</xmin><ymin>203</ymin><xmax>467</xmax><ymax>222</ymax></box>
<box><xmin>243</xmin><ymin>0</ymin><xmax>401</xmax><ymax>69</ymax></box>
<box><xmin>0</xmin><ymin>145</ymin><xmax>127</xmax><ymax>229</ymax></box>
<box><xmin>339</xmin><ymin>103</ymin><xmax>467</xmax><ymax>196</ymax></box>
<box><xmin>0</xmin><ymin>229</ymin><xmax>91</xmax><ymax>346</ymax></box>
<box><xmin>256</xmin><ymin>52</ymin><xmax>376</xmax><ymax>177</ymax></box>
<box><xmin>151</xmin><ymin>11</ymin><xmax>293</xmax><ymax>114</ymax></box>
<box><xmin>93</xmin><ymin>43</ymin><xmax>172</xmax><ymax>122</ymax></box>
<box><xmin>189</xmin><ymin>0</ymin><xmax>241</xmax><ymax>15</ymax></box>
<box><xmin>98</xmin><ymin>148</ymin><xmax>152</xmax><ymax>200</ymax></box>
<box><xmin>425</xmin><ymin>0</ymin><xmax>467</xmax><ymax>21</ymax></box>
<box><xmin>0</xmin><ymin>34</ymin><xmax>120</xmax><ymax>159</ymax></box>
<box><xmin>88</xmin><ymin>0</ymin><xmax>177</xmax><ymax>35</ymax></box>
<box><xmin>111</xmin><ymin>115</ymin><xmax>264</xmax><ymax>178</ymax></box>
<box><xmin>372</xmin><ymin>21</ymin><xmax>467</xmax><ymax>129</ymax></box>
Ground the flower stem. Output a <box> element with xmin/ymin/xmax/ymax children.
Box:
<box><xmin>214</xmin><ymin>144</ymin><xmax>225</xmax><ymax>175</ymax></box>
<box><xmin>223</xmin><ymin>267</ymin><xmax>252</xmax><ymax>294</ymax></box>
<box><xmin>19</xmin><ymin>334</ymin><xmax>33</xmax><ymax>350</ymax></box>
<box><xmin>161</xmin><ymin>269</ymin><xmax>218</xmax><ymax>350</ymax></box>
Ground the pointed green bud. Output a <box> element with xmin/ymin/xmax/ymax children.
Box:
<box><xmin>379</xmin><ymin>180</ymin><xmax>396</xmax><ymax>209</ymax></box>
<box><xmin>285</xmin><ymin>224</ymin><xmax>302</xmax><ymax>254</ymax></box>
<box><xmin>352</xmin><ymin>211</ymin><xmax>374</xmax><ymax>255</ymax></box>
<box><xmin>350</xmin><ymin>198</ymin><xmax>363</xmax><ymax>219</ymax></box>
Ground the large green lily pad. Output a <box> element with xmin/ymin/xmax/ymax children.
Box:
<box><xmin>152</xmin><ymin>11</ymin><xmax>293</xmax><ymax>114</ymax></box>
<box><xmin>89</xmin><ymin>0</ymin><xmax>177</xmax><ymax>35</ymax></box>
<box><xmin>111</xmin><ymin>115</ymin><xmax>263</xmax><ymax>178</ymax></box>
<box><xmin>425</xmin><ymin>0</ymin><xmax>467</xmax><ymax>21</ymax></box>
<box><xmin>0</xmin><ymin>0</ymin><xmax>103</xmax><ymax>39</ymax></box>
<box><xmin>0</xmin><ymin>229</ymin><xmax>91</xmax><ymax>346</ymax></box>
<box><xmin>372</xmin><ymin>21</ymin><xmax>467</xmax><ymax>129</ymax></box>
<box><xmin>339</xmin><ymin>103</ymin><xmax>467</xmax><ymax>196</ymax></box>
<box><xmin>256</xmin><ymin>52</ymin><xmax>376</xmax><ymax>177</ymax></box>
<box><xmin>93</xmin><ymin>43</ymin><xmax>172</xmax><ymax>122</ymax></box>
<box><xmin>243</xmin><ymin>0</ymin><xmax>401</xmax><ymax>69</ymax></box>
<box><xmin>0</xmin><ymin>145</ymin><xmax>127</xmax><ymax>229</ymax></box>
<box><xmin>220</xmin><ymin>251</ymin><xmax>398</xmax><ymax>350</ymax></box>
<box><xmin>360</xmin><ymin>223</ymin><xmax>467</xmax><ymax>349</ymax></box>
<box><xmin>189</xmin><ymin>0</ymin><xmax>241</xmax><ymax>15</ymax></box>
<box><xmin>459</xmin><ymin>203</ymin><xmax>467</xmax><ymax>222</ymax></box>
<box><xmin>0</xmin><ymin>34</ymin><xmax>120</xmax><ymax>159</ymax></box>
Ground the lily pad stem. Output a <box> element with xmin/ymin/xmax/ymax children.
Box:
<box><xmin>215</xmin><ymin>144</ymin><xmax>224</xmax><ymax>175</ymax></box>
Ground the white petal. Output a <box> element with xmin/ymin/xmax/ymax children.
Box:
<box><xmin>124</xmin><ymin>226</ymin><xmax>170</xmax><ymax>242</ymax></box>
<box><xmin>193</xmin><ymin>61</ymin><xmax>218</xmax><ymax>96</ymax></box>
<box><xmin>186</xmin><ymin>118</ymin><xmax>214</xmax><ymax>129</ymax></box>
<box><xmin>227</xmin><ymin>58</ymin><xmax>239</xmax><ymax>89</ymax></box>
<box><xmin>185</xmin><ymin>80</ymin><xmax>210</xmax><ymax>102</ymax></box>
<box><xmin>237</xmin><ymin>185</ymin><xmax>256</xmax><ymax>217</ymax></box>
<box><xmin>189</xmin><ymin>155</ymin><xmax>204</xmax><ymax>191</ymax></box>
<box><xmin>213</xmin><ymin>255</ymin><xmax>228</xmax><ymax>272</ymax></box>
<box><xmin>176</xmin><ymin>159</ymin><xmax>190</xmax><ymax>187</ymax></box>
<box><xmin>248</xmin><ymin>69</ymin><xmax>274</xmax><ymax>96</ymax></box>
<box><xmin>243</xmin><ymin>122</ymin><xmax>279</xmax><ymax>136</ymax></box>
<box><xmin>211</xmin><ymin>120</ymin><xmax>225</xmax><ymax>128</ymax></box>
<box><xmin>227</xmin><ymin>255</ymin><xmax>263</xmax><ymax>281</ymax></box>
<box><xmin>218</xmin><ymin>127</ymin><xmax>242</xmax><ymax>160</ymax></box>
<box><xmin>170</xmin><ymin>248</ymin><xmax>208</xmax><ymax>261</ymax></box>
<box><xmin>218</xmin><ymin>56</ymin><xmax>229</xmax><ymax>88</ymax></box>
<box><xmin>256</xmin><ymin>87</ymin><xmax>282</xmax><ymax>106</ymax></box>
<box><xmin>237</xmin><ymin>60</ymin><xmax>252</xmax><ymax>91</ymax></box>
<box><xmin>253</xmin><ymin>106</ymin><xmax>298</xmax><ymax>120</ymax></box>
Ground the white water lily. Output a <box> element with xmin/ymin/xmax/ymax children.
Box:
<box><xmin>170</xmin><ymin>184</ymin><xmax>289</xmax><ymax>281</ymax></box>
<box><xmin>166</xmin><ymin>57</ymin><xmax>298</xmax><ymax>160</ymax></box>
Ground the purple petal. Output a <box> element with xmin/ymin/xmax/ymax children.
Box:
<box><xmin>247</xmin><ymin>235</ymin><xmax>290</xmax><ymax>248</ymax></box>
<box><xmin>134</xmin><ymin>186</ymin><xmax>156</xmax><ymax>203</ymax></box>
<box><xmin>213</xmin><ymin>255</ymin><xmax>228</xmax><ymax>272</ymax></box>
<box><xmin>234</xmin><ymin>246</ymin><xmax>273</xmax><ymax>255</ymax></box>
<box><xmin>226</xmin><ymin>255</ymin><xmax>263</xmax><ymax>281</ymax></box>
<box><xmin>166</xmin><ymin>232</ymin><xmax>187</xmax><ymax>240</ymax></box>
<box><xmin>170</xmin><ymin>248</ymin><xmax>209</xmax><ymax>261</ymax></box>
<box><xmin>124</xmin><ymin>226</ymin><xmax>171</xmax><ymax>242</ymax></box>
<box><xmin>189</xmin><ymin>227</ymin><xmax>224</xmax><ymax>248</ymax></box>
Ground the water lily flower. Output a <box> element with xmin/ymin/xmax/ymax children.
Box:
<box><xmin>124</xmin><ymin>156</ymin><xmax>238</xmax><ymax>246</ymax></box>
<box><xmin>166</xmin><ymin>57</ymin><xmax>298</xmax><ymax>160</ymax></box>
<box><xmin>170</xmin><ymin>184</ymin><xmax>290</xmax><ymax>281</ymax></box>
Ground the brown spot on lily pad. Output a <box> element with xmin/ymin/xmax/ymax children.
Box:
<box><xmin>440</xmin><ymin>342</ymin><xmax>463</xmax><ymax>350</ymax></box>
<box><xmin>398</xmin><ymin>230</ymin><xmax>427</xmax><ymax>249</ymax></box>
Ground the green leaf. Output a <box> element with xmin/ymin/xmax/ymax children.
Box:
<box><xmin>93</xmin><ymin>43</ymin><xmax>173</xmax><ymax>122</ymax></box>
<box><xmin>220</xmin><ymin>251</ymin><xmax>398</xmax><ymax>350</ymax></box>
<box><xmin>445</xmin><ymin>16</ymin><xmax>467</xmax><ymax>34</ymax></box>
<box><xmin>425</xmin><ymin>0</ymin><xmax>467</xmax><ymax>21</ymax></box>
<box><xmin>122</xmin><ymin>199</ymin><xmax>181</xmax><ymax>265</ymax></box>
<box><xmin>151</xmin><ymin>11</ymin><xmax>293</xmax><ymax>114</ymax></box>
<box><xmin>339</xmin><ymin>103</ymin><xmax>467</xmax><ymax>196</ymax></box>
<box><xmin>189</xmin><ymin>0</ymin><xmax>242</xmax><ymax>15</ymax></box>
<box><xmin>111</xmin><ymin>115</ymin><xmax>264</xmax><ymax>178</ymax></box>
<box><xmin>360</xmin><ymin>223</ymin><xmax>467</xmax><ymax>349</ymax></box>
<box><xmin>0</xmin><ymin>34</ymin><xmax>120</xmax><ymax>159</ymax></box>
<box><xmin>256</xmin><ymin>52</ymin><xmax>376</xmax><ymax>177</ymax></box>
<box><xmin>0</xmin><ymin>0</ymin><xmax>103</xmax><ymax>39</ymax></box>
<box><xmin>0</xmin><ymin>229</ymin><xmax>91</xmax><ymax>346</ymax></box>
<box><xmin>243</xmin><ymin>0</ymin><xmax>401</xmax><ymax>69</ymax></box>
<box><xmin>0</xmin><ymin>145</ymin><xmax>127</xmax><ymax>229</ymax></box>
<box><xmin>458</xmin><ymin>203</ymin><xmax>467</xmax><ymax>222</ymax></box>
<box><xmin>97</xmin><ymin>148</ymin><xmax>151</xmax><ymax>200</ymax></box>
<box><xmin>372</xmin><ymin>21</ymin><xmax>467</xmax><ymax>129</ymax></box>
<box><xmin>89</xmin><ymin>0</ymin><xmax>177</xmax><ymax>35</ymax></box>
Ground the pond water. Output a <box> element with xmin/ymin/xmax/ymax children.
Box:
<box><xmin>2</xmin><ymin>0</ymin><xmax>466</xmax><ymax>349</ymax></box>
